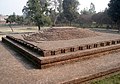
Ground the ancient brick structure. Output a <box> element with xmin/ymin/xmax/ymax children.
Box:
<box><xmin>2</xmin><ymin>28</ymin><xmax>120</xmax><ymax>69</ymax></box>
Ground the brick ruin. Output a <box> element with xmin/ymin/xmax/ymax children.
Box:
<box><xmin>2</xmin><ymin>28</ymin><xmax>120</xmax><ymax>69</ymax></box>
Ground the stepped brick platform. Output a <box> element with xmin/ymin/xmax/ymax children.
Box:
<box><xmin>0</xmin><ymin>42</ymin><xmax>120</xmax><ymax>84</ymax></box>
<box><xmin>2</xmin><ymin>28</ymin><xmax>120</xmax><ymax>68</ymax></box>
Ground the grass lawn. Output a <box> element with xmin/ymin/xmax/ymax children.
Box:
<box><xmin>91</xmin><ymin>73</ymin><xmax>120</xmax><ymax>84</ymax></box>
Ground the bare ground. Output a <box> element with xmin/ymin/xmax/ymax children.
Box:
<box><xmin>23</xmin><ymin>28</ymin><xmax>100</xmax><ymax>41</ymax></box>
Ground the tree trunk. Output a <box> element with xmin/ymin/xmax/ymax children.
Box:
<box><xmin>54</xmin><ymin>14</ymin><xmax>60</xmax><ymax>26</ymax></box>
<box><xmin>118</xmin><ymin>25</ymin><xmax>120</xmax><ymax>33</ymax></box>
<box><xmin>116</xmin><ymin>21</ymin><xmax>120</xmax><ymax>33</ymax></box>
<box><xmin>38</xmin><ymin>25</ymin><xmax>41</xmax><ymax>31</ymax></box>
<box><xmin>9</xmin><ymin>23</ymin><xmax>14</xmax><ymax>32</ymax></box>
<box><xmin>70</xmin><ymin>21</ymin><xmax>71</xmax><ymax>26</ymax></box>
<box><xmin>111</xmin><ymin>24</ymin><xmax>113</xmax><ymax>29</ymax></box>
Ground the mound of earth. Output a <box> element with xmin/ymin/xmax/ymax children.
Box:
<box><xmin>22</xmin><ymin>28</ymin><xmax>100</xmax><ymax>42</ymax></box>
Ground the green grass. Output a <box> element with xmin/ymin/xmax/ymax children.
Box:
<box><xmin>91</xmin><ymin>73</ymin><xmax>120</xmax><ymax>84</ymax></box>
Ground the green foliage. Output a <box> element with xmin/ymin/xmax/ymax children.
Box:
<box><xmin>6</xmin><ymin>13</ymin><xmax>24</xmax><ymax>25</ymax></box>
<box><xmin>63</xmin><ymin>0</ymin><xmax>79</xmax><ymax>25</ymax></box>
<box><xmin>16</xmin><ymin>15</ymin><xmax>24</xmax><ymax>25</ymax></box>
<box><xmin>56</xmin><ymin>12</ymin><xmax>68</xmax><ymax>24</ymax></box>
<box><xmin>34</xmin><ymin>14</ymin><xmax>51</xmax><ymax>26</ymax></box>
<box><xmin>5</xmin><ymin>13</ymin><xmax>16</xmax><ymax>24</ymax></box>
<box><xmin>5</xmin><ymin>13</ymin><xmax>16</xmax><ymax>32</ymax></box>
<box><xmin>80</xmin><ymin>8</ymin><xmax>90</xmax><ymax>15</ymax></box>
<box><xmin>108</xmin><ymin>0</ymin><xmax>120</xmax><ymax>23</ymax></box>
<box><xmin>22</xmin><ymin>0</ymin><xmax>51</xmax><ymax>30</ymax></box>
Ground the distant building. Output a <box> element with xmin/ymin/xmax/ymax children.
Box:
<box><xmin>0</xmin><ymin>15</ymin><xmax>8</xmax><ymax>24</ymax></box>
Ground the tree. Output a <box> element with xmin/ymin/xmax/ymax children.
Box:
<box><xmin>54</xmin><ymin>0</ymin><xmax>63</xmax><ymax>25</ymax></box>
<box><xmin>49</xmin><ymin>9</ymin><xmax>56</xmax><ymax>24</ymax></box>
<box><xmin>89</xmin><ymin>3</ymin><xmax>96</xmax><ymax>14</ymax></box>
<box><xmin>80</xmin><ymin>3</ymin><xmax>96</xmax><ymax>15</ymax></box>
<box><xmin>16</xmin><ymin>15</ymin><xmax>24</xmax><ymax>25</ymax></box>
<box><xmin>22</xmin><ymin>0</ymin><xmax>51</xmax><ymax>30</ymax></box>
<box><xmin>78</xmin><ymin>14</ymin><xmax>93</xmax><ymax>27</ymax></box>
<box><xmin>63</xmin><ymin>0</ymin><xmax>79</xmax><ymax>26</ymax></box>
<box><xmin>92</xmin><ymin>10</ymin><xmax>113</xmax><ymax>28</ymax></box>
<box><xmin>50</xmin><ymin>0</ymin><xmax>63</xmax><ymax>13</ymax></box>
<box><xmin>57</xmin><ymin>0</ymin><xmax>63</xmax><ymax>13</ymax></box>
<box><xmin>49</xmin><ymin>0</ymin><xmax>63</xmax><ymax>26</ymax></box>
<box><xmin>56</xmin><ymin>12</ymin><xmax>68</xmax><ymax>25</ymax></box>
<box><xmin>80</xmin><ymin>8</ymin><xmax>90</xmax><ymax>15</ymax></box>
<box><xmin>5</xmin><ymin>13</ymin><xmax>16</xmax><ymax>32</ymax></box>
<box><xmin>108</xmin><ymin>0</ymin><xmax>120</xmax><ymax>31</ymax></box>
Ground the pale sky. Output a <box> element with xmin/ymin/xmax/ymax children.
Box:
<box><xmin>0</xmin><ymin>0</ymin><xmax>110</xmax><ymax>15</ymax></box>
<box><xmin>79</xmin><ymin>0</ymin><xmax>110</xmax><ymax>12</ymax></box>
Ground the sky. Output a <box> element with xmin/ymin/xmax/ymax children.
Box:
<box><xmin>79</xmin><ymin>0</ymin><xmax>110</xmax><ymax>12</ymax></box>
<box><xmin>0</xmin><ymin>0</ymin><xmax>110</xmax><ymax>15</ymax></box>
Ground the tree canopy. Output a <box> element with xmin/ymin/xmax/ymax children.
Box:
<box><xmin>107</xmin><ymin>0</ymin><xmax>120</xmax><ymax>31</ymax></box>
<box><xmin>6</xmin><ymin>13</ymin><xmax>16</xmax><ymax>24</ymax></box>
<box><xmin>22</xmin><ymin>0</ymin><xmax>51</xmax><ymax>30</ymax></box>
<box><xmin>108</xmin><ymin>0</ymin><xmax>120</xmax><ymax>23</ymax></box>
<box><xmin>92</xmin><ymin>11</ymin><xmax>113</xmax><ymax>27</ymax></box>
<box><xmin>89</xmin><ymin>3</ymin><xmax>96</xmax><ymax>14</ymax></box>
<box><xmin>63</xmin><ymin>0</ymin><xmax>79</xmax><ymax>25</ymax></box>
<box><xmin>5</xmin><ymin>13</ymin><xmax>16</xmax><ymax>32</ymax></box>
